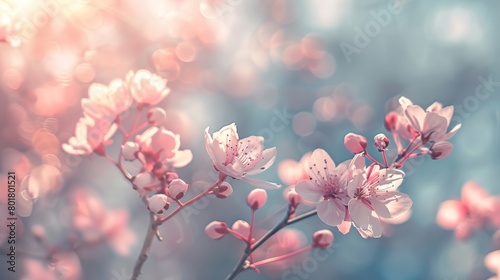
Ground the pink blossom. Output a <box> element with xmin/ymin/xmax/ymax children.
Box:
<box><xmin>247</xmin><ymin>189</ymin><xmax>267</xmax><ymax>210</ymax></box>
<box><xmin>213</xmin><ymin>182</ymin><xmax>233</xmax><ymax>198</ymax></box>
<box><xmin>312</xmin><ymin>229</ymin><xmax>334</xmax><ymax>249</ymax></box>
<box><xmin>147</xmin><ymin>107</ymin><xmax>167</xmax><ymax>125</ymax></box>
<box><xmin>136</xmin><ymin>126</ymin><xmax>193</xmax><ymax>171</ymax></box>
<box><xmin>62</xmin><ymin>117</ymin><xmax>117</xmax><ymax>155</ymax></box>
<box><xmin>205</xmin><ymin>221</ymin><xmax>228</xmax><ymax>240</ymax></box>
<box><xmin>231</xmin><ymin>220</ymin><xmax>250</xmax><ymax>240</ymax></box>
<box><xmin>277</xmin><ymin>153</ymin><xmax>311</xmax><ymax>186</ymax></box>
<box><xmin>22</xmin><ymin>252</ymin><xmax>82</xmax><ymax>280</ymax></box>
<box><xmin>167</xmin><ymin>179</ymin><xmax>189</xmax><ymax>200</ymax></box>
<box><xmin>128</xmin><ymin>70</ymin><xmax>170</xmax><ymax>105</ymax></box>
<box><xmin>373</xmin><ymin>133</ymin><xmax>389</xmax><ymax>151</ymax></box>
<box><xmin>485</xmin><ymin>250</ymin><xmax>500</xmax><ymax>278</ymax></box>
<box><xmin>399</xmin><ymin>96</ymin><xmax>461</xmax><ymax>143</ymax></box>
<box><xmin>121</xmin><ymin>142</ymin><xmax>140</xmax><ymax>161</ymax></box>
<box><xmin>205</xmin><ymin>123</ymin><xmax>279</xmax><ymax>189</ymax></box>
<box><xmin>295</xmin><ymin>149</ymin><xmax>350</xmax><ymax>226</ymax></box>
<box><xmin>71</xmin><ymin>190</ymin><xmax>135</xmax><ymax>256</ymax></box>
<box><xmin>429</xmin><ymin>141</ymin><xmax>454</xmax><ymax>160</ymax></box>
<box><xmin>148</xmin><ymin>194</ymin><xmax>170</xmax><ymax>214</ymax></box>
<box><xmin>344</xmin><ymin>133</ymin><xmax>367</xmax><ymax>154</ymax></box>
<box><xmin>81</xmin><ymin>79</ymin><xmax>132</xmax><ymax>119</ymax></box>
<box><xmin>347</xmin><ymin>154</ymin><xmax>411</xmax><ymax>238</ymax></box>
<box><xmin>436</xmin><ymin>181</ymin><xmax>499</xmax><ymax>239</ymax></box>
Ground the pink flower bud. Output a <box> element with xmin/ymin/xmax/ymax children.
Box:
<box><xmin>205</xmin><ymin>221</ymin><xmax>228</xmax><ymax>240</ymax></box>
<box><xmin>214</xmin><ymin>182</ymin><xmax>233</xmax><ymax>198</ymax></box>
<box><xmin>286</xmin><ymin>189</ymin><xmax>301</xmax><ymax>208</ymax></box>
<box><xmin>148</xmin><ymin>194</ymin><xmax>170</xmax><ymax>214</ymax></box>
<box><xmin>344</xmin><ymin>133</ymin><xmax>367</xmax><ymax>154</ymax></box>
<box><xmin>373</xmin><ymin>133</ymin><xmax>389</xmax><ymax>151</ymax></box>
<box><xmin>232</xmin><ymin>220</ymin><xmax>250</xmax><ymax>240</ymax></box>
<box><xmin>247</xmin><ymin>189</ymin><xmax>267</xmax><ymax>210</ymax></box>
<box><xmin>31</xmin><ymin>225</ymin><xmax>45</xmax><ymax>242</ymax></box>
<box><xmin>430</xmin><ymin>141</ymin><xmax>453</xmax><ymax>160</ymax></box>
<box><xmin>132</xmin><ymin>172</ymin><xmax>155</xmax><ymax>197</ymax></box>
<box><xmin>121</xmin><ymin>142</ymin><xmax>140</xmax><ymax>161</ymax></box>
<box><xmin>384</xmin><ymin>112</ymin><xmax>398</xmax><ymax>132</ymax></box>
<box><xmin>168</xmin><ymin>179</ymin><xmax>189</xmax><ymax>200</ymax></box>
<box><xmin>312</xmin><ymin>229</ymin><xmax>334</xmax><ymax>249</ymax></box>
<box><xmin>147</xmin><ymin>107</ymin><xmax>167</xmax><ymax>125</ymax></box>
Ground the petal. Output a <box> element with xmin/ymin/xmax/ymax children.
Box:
<box><xmin>422</xmin><ymin>113</ymin><xmax>447</xmax><ymax>141</ymax></box>
<box><xmin>376</xmin><ymin>192</ymin><xmax>413</xmax><ymax>218</ymax></box>
<box><xmin>404</xmin><ymin>105</ymin><xmax>425</xmax><ymax>132</ymax></box>
<box><xmin>347</xmin><ymin>173</ymin><xmax>364</xmax><ymax>198</ymax></box>
<box><xmin>348</xmin><ymin>199</ymin><xmax>371</xmax><ymax>229</ymax></box>
<box><xmin>308</xmin><ymin>149</ymin><xmax>336</xmax><ymax>185</ymax></box>
<box><xmin>230</xmin><ymin>157</ymin><xmax>244</xmax><ymax>178</ymax></box>
<box><xmin>212</xmin><ymin>138</ymin><xmax>228</xmax><ymax>165</ymax></box>
<box><xmin>426</xmin><ymin>101</ymin><xmax>443</xmax><ymax>113</ymax></box>
<box><xmin>368</xmin><ymin>214</ymin><xmax>383</xmax><ymax>238</ymax></box>
<box><xmin>317</xmin><ymin>199</ymin><xmax>345</xmax><ymax>226</ymax></box>
<box><xmin>438</xmin><ymin>105</ymin><xmax>454</xmax><ymax>126</ymax></box>
<box><xmin>204</xmin><ymin>127</ymin><xmax>216</xmax><ymax>163</ymax></box>
<box><xmin>398</xmin><ymin>96</ymin><xmax>413</xmax><ymax>109</ymax></box>
<box><xmin>440</xmin><ymin>123</ymin><xmax>461</xmax><ymax>141</ymax></box>
<box><xmin>376</xmin><ymin>168</ymin><xmax>405</xmax><ymax>192</ymax></box>
<box><xmin>246</xmin><ymin>147</ymin><xmax>277</xmax><ymax>175</ymax></box>
<box><xmin>169</xmin><ymin>149</ymin><xmax>193</xmax><ymax>168</ymax></box>
<box><xmin>242</xmin><ymin>177</ymin><xmax>280</xmax><ymax>189</ymax></box>
<box><xmin>369</xmin><ymin>198</ymin><xmax>391</xmax><ymax>219</ymax></box>
<box><xmin>295</xmin><ymin>180</ymin><xmax>322</xmax><ymax>202</ymax></box>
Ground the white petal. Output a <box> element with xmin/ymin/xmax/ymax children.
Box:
<box><xmin>317</xmin><ymin>199</ymin><xmax>345</xmax><ymax>226</ymax></box>
<box><xmin>295</xmin><ymin>180</ymin><xmax>322</xmax><ymax>202</ymax></box>
<box><xmin>241</xmin><ymin>177</ymin><xmax>280</xmax><ymax>189</ymax></box>
<box><xmin>169</xmin><ymin>149</ymin><xmax>193</xmax><ymax>168</ymax></box>
<box><xmin>377</xmin><ymin>192</ymin><xmax>413</xmax><ymax>218</ymax></box>
<box><xmin>377</xmin><ymin>168</ymin><xmax>405</xmax><ymax>192</ymax></box>
<box><xmin>347</xmin><ymin>173</ymin><xmax>364</xmax><ymax>198</ymax></box>
<box><xmin>404</xmin><ymin>105</ymin><xmax>425</xmax><ymax>132</ymax></box>
<box><xmin>348</xmin><ymin>199</ymin><xmax>371</xmax><ymax>229</ymax></box>
<box><xmin>246</xmin><ymin>147</ymin><xmax>277</xmax><ymax>175</ymax></box>
<box><xmin>308</xmin><ymin>149</ymin><xmax>335</xmax><ymax>185</ymax></box>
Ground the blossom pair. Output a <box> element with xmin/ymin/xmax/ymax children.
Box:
<box><xmin>295</xmin><ymin>149</ymin><xmax>412</xmax><ymax>238</ymax></box>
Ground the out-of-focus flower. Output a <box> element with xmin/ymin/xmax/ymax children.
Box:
<box><xmin>436</xmin><ymin>181</ymin><xmax>499</xmax><ymax>239</ymax></box>
<box><xmin>347</xmin><ymin>154</ymin><xmax>411</xmax><ymax>238</ymax></box>
<box><xmin>485</xmin><ymin>250</ymin><xmax>500</xmax><ymax>279</ymax></box>
<box><xmin>81</xmin><ymin>79</ymin><xmax>132</xmax><ymax>119</ymax></box>
<box><xmin>344</xmin><ymin>133</ymin><xmax>367</xmax><ymax>154</ymax></box>
<box><xmin>247</xmin><ymin>189</ymin><xmax>267</xmax><ymax>210</ymax></box>
<box><xmin>128</xmin><ymin>70</ymin><xmax>170</xmax><ymax>105</ymax></box>
<box><xmin>148</xmin><ymin>194</ymin><xmax>170</xmax><ymax>214</ymax></box>
<box><xmin>399</xmin><ymin>97</ymin><xmax>461</xmax><ymax>143</ymax></box>
<box><xmin>71</xmin><ymin>190</ymin><xmax>136</xmax><ymax>256</ymax></box>
<box><xmin>147</xmin><ymin>107</ymin><xmax>167</xmax><ymax>125</ymax></box>
<box><xmin>286</xmin><ymin>189</ymin><xmax>301</xmax><ymax>208</ymax></box>
<box><xmin>132</xmin><ymin>172</ymin><xmax>156</xmax><ymax>197</ymax></box>
<box><xmin>312</xmin><ymin>229</ymin><xmax>334</xmax><ymax>249</ymax></box>
<box><xmin>167</xmin><ymin>179</ymin><xmax>189</xmax><ymax>200</ymax></box>
<box><xmin>429</xmin><ymin>141</ymin><xmax>453</xmax><ymax>160</ymax></box>
<box><xmin>22</xmin><ymin>252</ymin><xmax>82</xmax><ymax>280</ymax></box>
<box><xmin>121</xmin><ymin>142</ymin><xmax>140</xmax><ymax>161</ymax></box>
<box><xmin>62</xmin><ymin>117</ymin><xmax>117</xmax><ymax>156</ymax></box>
<box><xmin>295</xmin><ymin>149</ymin><xmax>350</xmax><ymax>227</ymax></box>
<box><xmin>136</xmin><ymin>126</ymin><xmax>193</xmax><ymax>172</ymax></box>
<box><xmin>205</xmin><ymin>221</ymin><xmax>228</xmax><ymax>240</ymax></box>
<box><xmin>0</xmin><ymin>4</ymin><xmax>20</xmax><ymax>47</ymax></box>
<box><xmin>277</xmin><ymin>152</ymin><xmax>310</xmax><ymax>186</ymax></box>
<box><xmin>205</xmin><ymin>123</ymin><xmax>279</xmax><ymax>189</ymax></box>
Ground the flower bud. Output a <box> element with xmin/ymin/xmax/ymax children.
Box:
<box><xmin>247</xmin><ymin>189</ymin><xmax>267</xmax><ymax>210</ymax></box>
<box><xmin>232</xmin><ymin>220</ymin><xmax>250</xmax><ymax>240</ymax></box>
<box><xmin>205</xmin><ymin>221</ymin><xmax>228</xmax><ymax>240</ymax></box>
<box><xmin>214</xmin><ymin>182</ymin><xmax>233</xmax><ymax>198</ymax></box>
<box><xmin>148</xmin><ymin>194</ymin><xmax>170</xmax><ymax>214</ymax></box>
<box><xmin>312</xmin><ymin>229</ymin><xmax>334</xmax><ymax>249</ymax></box>
<box><xmin>168</xmin><ymin>179</ymin><xmax>189</xmax><ymax>200</ymax></box>
<box><xmin>286</xmin><ymin>189</ymin><xmax>301</xmax><ymax>208</ymax></box>
<box><xmin>121</xmin><ymin>142</ymin><xmax>140</xmax><ymax>161</ymax></box>
<box><xmin>373</xmin><ymin>133</ymin><xmax>389</xmax><ymax>151</ymax></box>
<box><xmin>147</xmin><ymin>107</ymin><xmax>167</xmax><ymax>125</ymax></box>
<box><xmin>344</xmin><ymin>133</ymin><xmax>367</xmax><ymax>154</ymax></box>
<box><xmin>132</xmin><ymin>172</ymin><xmax>155</xmax><ymax>197</ymax></box>
<box><xmin>430</xmin><ymin>141</ymin><xmax>453</xmax><ymax>160</ymax></box>
<box><xmin>384</xmin><ymin>112</ymin><xmax>398</xmax><ymax>132</ymax></box>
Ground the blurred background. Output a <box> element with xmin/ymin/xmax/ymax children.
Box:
<box><xmin>0</xmin><ymin>0</ymin><xmax>500</xmax><ymax>279</ymax></box>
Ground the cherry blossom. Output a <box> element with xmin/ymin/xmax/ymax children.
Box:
<box><xmin>485</xmin><ymin>250</ymin><xmax>500</xmax><ymax>279</ymax></box>
<box><xmin>205</xmin><ymin>123</ymin><xmax>279</xmax><ymax>189</ymax></box>
<box><xmin>205</xmin><ymin>221</ymin><xmax>228</xmax><ymax>240</ymax></box>
<box><xmin>295</xmin><ymin>149</ymin><xmax>350</xmax><ymax>227</ymax></box>
<box><xmin>62</xmin><ymin>117</ymin><xmax>117</xmax><ymax>155</ymax></box>
<box><xmin>344</xmin><ymin>133</ymin><xmax>367</xmax><ymax>154</ymax></box>
<box><xmin>136</xmin><ymin>126</ymin><xmax>193</xmax><ymax>171</ymax></box>
<box><xmin>128</xmin><ymin>70</ymin><xmax>170</xmax><ymax>105</ymax></box>
<box><xmin>347</xmin><ymin>154</ymin><xmax>411</xmax><ymax>238</ymax></box>
<box><xmin>436</xmin><ymin>181</ymin><xmax>500</xmax><ymax>239</ymax></box>
<box><xmin>399</xmin><ymin>97</ymin><xmax>461</xmax><ymax>143</ymax></box>
<box><xmin>81</xmin><ymin>79</ymin><xmax>132</xmax><ymax>119</ymax></box>
<box><xmin>312</xmin><ymin>229</ymin><xmax>334</xmax><ymax>249</ymax></box>
<box><xmin>247</xmin><ymin>189</ymin><xmax>267</xmax><ymax>210</ymax></box>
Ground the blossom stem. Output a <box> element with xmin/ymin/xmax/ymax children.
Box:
<box><xmin>364</xmin><ymin>152</ymin><xmax>384</xmax><ymax>167</ymax></box>
<box><xmin>381</xmin><ymin>150</ymin><xmax>389</xmax><ymax>168</ymax></box>
<box><xmin>158</xmin><ymin>175</ymin><xmax>227</xmax><ymax>225</ymax></box>
<box><xmin>397</xmin><ymin>142</ymin><xmax>423</xmax><ymax>166</ymax></box>
<box><xmin>130</xmin><ymin>213</ymin><xmax>157</xmax><ymax>280</ymax></box>
<box><xmin>227</xmin><ymin>229</ymin><xmax>251</xmax><ymax>242</ymax></box>
<box><xmin>250</xmin><ymin>245</ymin><xmax>313</xmax><ymax>268</ymax></box>
<box><xmin>225</xmin><ymin>208</ymin><xmax>318</xmax><ymax>280</ymax></box>
<box><xmin>248</xmin><ymin>210</ymin><xmax>255</xmax><ymax>245</ymax></box>
<box><xmin>395</xmin><ymin>136</ymin><xmax>418</xmax><ymax>162</ymax></box>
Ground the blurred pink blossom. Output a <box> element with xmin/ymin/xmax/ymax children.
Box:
<box><xmin>62</xmin><ymin>117</ymin><xmax>117</xmax><ymax>155</ymax></box>
<box><xmin>81</xmin><ymin>79</ymin><xmax>132</xmax><ymax>119</ymax></box>
<box><xmin>128</xmin><ymin>70</ymin><xmax>170</xmax><ymax>105</ymax></box>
